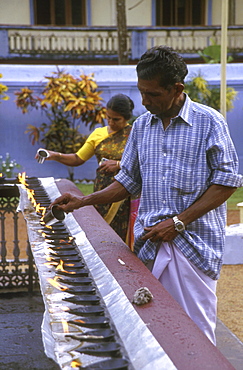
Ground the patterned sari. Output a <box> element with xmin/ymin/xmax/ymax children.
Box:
<box><xmin>93</xmin><ymin>125</ymin><xmax>132</xmax><ymax>241</ymax></box>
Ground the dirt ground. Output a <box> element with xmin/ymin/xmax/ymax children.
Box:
<box><xmin>217</xmin><ymin>209</ymin><xmax>243</xmax><ymax>343</ymax></box>
<box><xmin>3</xmin><ymin>209</ymin><xmax>243</xmax><ymax>343</ymax></box>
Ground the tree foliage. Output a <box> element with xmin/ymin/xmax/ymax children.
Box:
<box><xmin>15</xmin><ymin>69</ymin><xmax>107</xmax><ymax>154</ymax></box>
<box><xmin>0</xmin><ymin>73</ymin><xmax>9</xmax><ymax>103</ymax></box>
<box><xmin>185</xmin><ymin>75</ymin><xmax>237</xmax><ymax>112</ymax></box>
<box><xmin>198</xmin><ymin>41</ymin><xmax>233</xmax><ymax>64</ymax></box>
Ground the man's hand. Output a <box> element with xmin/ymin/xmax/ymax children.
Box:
<box><xmin>50</xmin><ymin>193</ymin><xmax>84</xmax><ymax>213</ymax></box>
<box><xmin>49</xmin><ymin>181</ymin><xmax>129</xmax><ymax>215</ymax></box>
<box><xmin>142</xmin><ymin>218</ymin><xmax>178</xmax><ymax>242</ymax></box>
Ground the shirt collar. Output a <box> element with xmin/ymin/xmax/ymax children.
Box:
<box><xmin>177</xmin><ymin>93</ymin><xmax>193</xmax><ymax>126</ymax></box>
<box><xmin>148</xmin><ymin>93</ymin><xmax>193</xmax><ymax>127</ymax></box>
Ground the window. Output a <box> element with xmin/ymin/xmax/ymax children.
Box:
<box><xmin>34</xmin><ymin>0</ymin><xmax>86</xmax><ymax>26</ymax></box>
<box><xmin>156</xmin><ymin>0</ymin><xmax>205</xmax><ymax>26</ymax></box>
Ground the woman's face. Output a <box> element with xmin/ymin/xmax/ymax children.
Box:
<box><xmin>106</xmin><ymin>108</ymin><xmax>127</xmax><ymax>132</ymax></box>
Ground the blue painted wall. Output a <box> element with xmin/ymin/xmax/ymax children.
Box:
<box><xmin>0</xmin><ymin>64</ymin><xmax>243</xmax><ymax>180</ymax></box>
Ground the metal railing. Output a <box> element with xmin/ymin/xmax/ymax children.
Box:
<box><xmin>1</xmin><ymin>25</ymin><xmax>243</xmax><ymax>62</ymax></box>
<box><xmin>0</xmin><ymin>183</ymin><xmax>38</xmax><ymax>292</ymax></box>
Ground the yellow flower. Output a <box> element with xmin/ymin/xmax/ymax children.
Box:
<box><xmin>0</xmin><ymin>75</ymin><xmax>9</xmax><ymax>102</ymax></box>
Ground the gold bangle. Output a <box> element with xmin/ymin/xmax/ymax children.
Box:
<box><xmin>59</xmin><ymin>153</ymin><xmax>62</xmax><ymax>160</ymax></box>
<box><xmin>117</xmin><ymin>161</ymin><xmax>120</xmax><ymax>169</ymax></box>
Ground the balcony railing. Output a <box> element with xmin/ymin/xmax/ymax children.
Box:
<box><xmin>0</xmin><ymin>25</ymin><xmax>243</xmax><ymax>62</ymax></box>
<box><xmin>0</xmin><ymin>183</ymin><xmax>38</xmax><ymax>292</ymax></box>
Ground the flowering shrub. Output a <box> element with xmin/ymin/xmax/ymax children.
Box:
<box><xmin>0</xmin><ymin>153</ymin><xmax>22</xmax><ymax>178</ymax></box>
<box><xmin>0</xmin><ymin>73</ymin><xmax>9</xmax><ymax>103</ymax></box>
<box><xmin>15</xmin><ymin>69</ymin><xmax>107</xmax><ymax>152</ymax></box>
<box><xmin>14</xmin><ymin>69</ymin><xmax>107</xmax><ymax>180</ymax></box>
<box><xmin>185</xmin><ymin>75</ymin><xmax>237</xmax><ymax>112</ymax></box>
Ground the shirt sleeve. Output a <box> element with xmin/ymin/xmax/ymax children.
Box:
<box><xmin>76</xmin><ymin>127</ymin><xmax>109</xmax><ymax>162</ymax></box>
<box><xmin>207</xmin><ymin>115</ymin><xmax>243</xmax><ymax>188</ymax></box>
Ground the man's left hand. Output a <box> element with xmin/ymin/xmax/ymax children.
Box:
<box><xmin>142</xmin><ymin>218</ymin><xmax>177</xmax><ymax>242</ymax></box>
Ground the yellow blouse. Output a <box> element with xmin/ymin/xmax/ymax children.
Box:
<box><xmin>76</xmin><ymin>126</ymin><xmax>110</xmax><ymax>161</ymax></box>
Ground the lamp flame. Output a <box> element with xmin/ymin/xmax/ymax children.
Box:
<box><xmin>44</xmin><ymin>261</ymin><xmax>58</xmax><ymax>267</ymax></box>
<box><xmin>61</xmin><ymin>306</ymin><xmax>70</xmax><ymax>312</ymax></box>
<box><xmin>18</xmin><ymin>172</ymin><xmax>26</xmax><ymax>185</ymax></box>
<box><xmin>47</xmin><ymin>276</ymin><xmax>67</xmax><ymax>291</ymax></box>
<box><xmin>65</xmin><ymin>263</ymin><xmax>75</xmax><ymax>267</ymax></box>
<box><xmin>54</xmin><ymin>260</ymin><xmax>76</xmax><ymax>275</ymax></box>
<box><xmin>74</xmin><ymin>319</ymin><xmax>85</xmax><ymax>324</ymax></box>
<box><xmin>71</xmin><ymin>359</ymin><xmax>82</xmax><ymax>368</ymax></box>
<box><xmin>62</xmin><ymin>319</ymin><xmax>69</xmax><ymax>333</ymax></box>
<box><xmin>56</xmin><ymin>260</ymin><xmax>64</xmax><ymax>271</ymax></box>
<box><xmin>18</xmin><ymin>172</ymin><xmax>46</xmax><ymax>217</ymax></box>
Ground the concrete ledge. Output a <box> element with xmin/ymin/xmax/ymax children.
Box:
<box><xmin>56</xmin><ymin>178</ymin><xmax>234</xmax><ymax>370</ymax></box>
<box><xmin>224</xmin><ymin>224</ymin><xmax>243</xmax><ymax>264</ymax></box>
<box><xmin>216</xmin><ymin>319</ymin><xmax>243</xmax><ymax>370</ymax></box>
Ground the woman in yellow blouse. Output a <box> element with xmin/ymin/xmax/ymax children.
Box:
<box><xmin>36</xmin><ymin>94</ymin><xmax>134</xmax><ymax>241</ymax></box>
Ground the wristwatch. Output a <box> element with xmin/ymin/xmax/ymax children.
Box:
<box><xmin>172</xmin><ymin>216</ymin><xmax>185</xmax><ymax>232</ymax></box>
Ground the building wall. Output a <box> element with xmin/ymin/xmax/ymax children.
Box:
<box><xmin>212</xmin><ymin>0</ymin><xmax>222</xmax><ymax>25</ymax></box>
<box><xmin>126</xmin><ymin>0</ymin><xmax>152</xmax><ymax>26</ymax></box>
<box><xmin>212</xmin><ymin>0</ymin><xmax>243</xmax><ymax>26</ymax></box>
<box><xmin>83</xmin><ymin>0</ymin><xmax>152</xmax><ymax>27</ymax></box>
<box><xmin>0</xmin><ymin>0</ymin><xmax>152</xmax><ymax>27</ymax></box>
<box><xmin>235</xmin><ymin>0</ymin><xmax>243</xmax><ymax>25</ymax></box>
<box><xmin>1</xmin><ymin>63</ymin><xmax>243</xmax><ymax>180</ymax></box>
<box><xmin>0</xmin><ymin>0</ymin><xmax>30</xmax><ymax>25</ymax></box>
<box><xmin>91</xmin><ymin>0</ymin><xmax>116</xmax><ymax>26</ymax></box>
<box><xmin>0</xmin><ymin>0</ymin><xmax>242</xmax><ymax>27</ymax></box>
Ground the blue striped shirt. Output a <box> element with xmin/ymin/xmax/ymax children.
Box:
<box><xmin>115</xmin><ymin>94</ymin><xmax>242</xmax><ymax>279</ymax></box>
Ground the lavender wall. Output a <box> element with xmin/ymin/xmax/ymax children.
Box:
<box><xmin>0</xmin><ymin>64</ymin><xmax>243</xmax><ymax>180</ymax></box>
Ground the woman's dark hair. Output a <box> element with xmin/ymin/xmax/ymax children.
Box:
<box><xmin>136</xmin><ymin>45</ymin><xmax>188</xmax><ymax>89</ymax></box>
<box><xmin>106</xmin><ymin>94</ymin><xmax>134</xmax><ymax>120</ymax></box>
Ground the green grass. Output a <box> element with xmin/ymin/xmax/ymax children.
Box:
<box><xmin>227</xmin><ymin>187</ymin><xmax>243</xmax><ymax>210</ymax></box>
<box><xmin>75</xmin><ymin>182</ymin><xmax>243</xmax><ymax>210</ymax></box>
<box><xmin>76</xmin><ymin>183</ymin><xmax>94</xmax><ymax>195</ymax></box>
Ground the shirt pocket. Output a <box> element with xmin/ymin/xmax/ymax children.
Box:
<box><xmin>171</xmin><ymin>160</ymin><xmax>198</xmax><ymax>195</ymax></box>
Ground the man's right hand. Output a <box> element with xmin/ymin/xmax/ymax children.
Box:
<box><xmin>50</xmin><ymin>193</ymin><xmax>85</xmax><ymax>213</ymax></box>
<box><xmin>50</xmin><ymin>181</ymin><xmax>130</xmax><ymax>214</ymax></box>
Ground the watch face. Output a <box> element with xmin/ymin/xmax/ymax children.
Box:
<box><xmin>176</xmin><ymin>223</ymin><xmax>184</xmax><ymax>231</ymax></box>
<box><xmin>173</xmin><ymin>216</ymin><xmax>185</xmax><ymax>232</ymax></box>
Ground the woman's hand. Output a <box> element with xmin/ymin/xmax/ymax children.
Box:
<box><xmin>99</xmin><ymin>159</ymin><xmax>120</xmax><ymax>174</ymax></box>
<box><xmin>35</xmin><ymin>148</ymin><xmax>56</xmax><ymax>162</ymax></box>
<box><xmin>35</xmin><ymin>149</ymin><xmax>84</xmax><ymax>166</ymax></box>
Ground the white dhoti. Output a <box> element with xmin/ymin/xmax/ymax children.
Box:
<box><xmin>151</xmin><ymin>242</ymin><xmax>217</xmax><ymax>344</ymax></box>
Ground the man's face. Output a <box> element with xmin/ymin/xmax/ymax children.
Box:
<box><xmin>137</xmin><ymin>77</ymin><xmax>177</xmax><ymax>117</ymax></box>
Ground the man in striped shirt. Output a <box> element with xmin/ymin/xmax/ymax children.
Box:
<box><xmin>52</xmin><ymin>46</ymin><xmax>242</xmax><ymax>344</ymax></box>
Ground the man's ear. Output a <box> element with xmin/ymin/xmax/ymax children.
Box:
<box><xmin>175</xmin><ymin>82</ymin><xmax>184</xmax><ymax>96</ymax></box>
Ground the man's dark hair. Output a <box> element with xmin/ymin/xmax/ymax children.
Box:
<box><xmin>106</xmin><ymin>94</ymin><xmax>134</xmax><ymax>120</ymax></box>
<box><xmin>136</xmin><ymin>46</ymin><xmax>188</xmax><ymax>89</ymax></box>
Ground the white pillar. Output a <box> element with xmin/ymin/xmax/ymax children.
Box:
<box><xmin>220</xmin><ymin>0</ymin><xmax>229</xmax><ymax>118</ymax></box>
